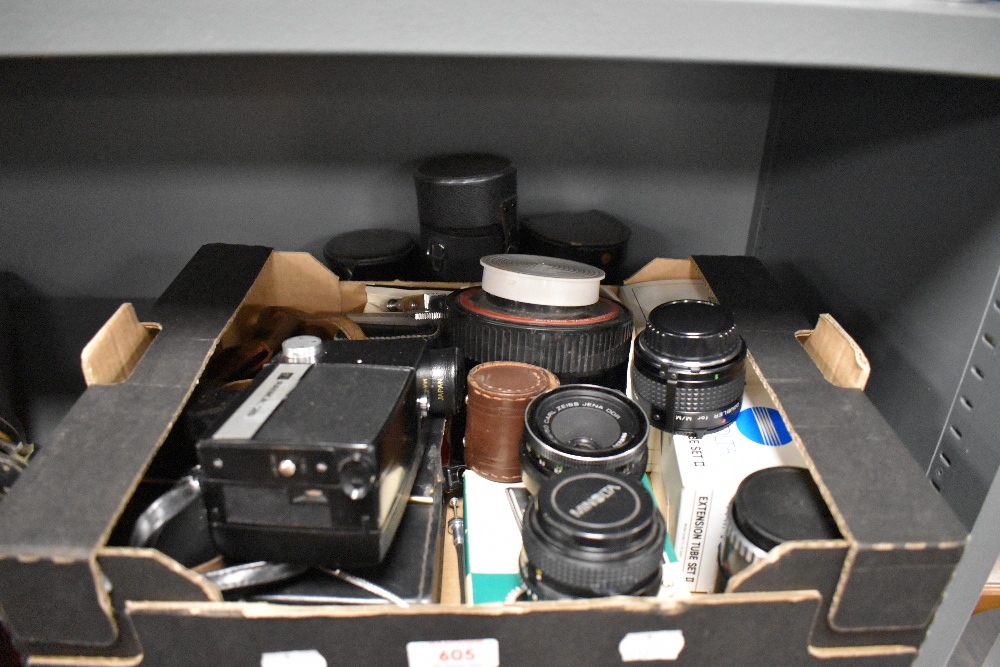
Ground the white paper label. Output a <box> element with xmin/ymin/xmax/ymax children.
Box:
<box><xmin>213</xmin><ymin>363</ymin><xmax>310</xmax><ymax>439</ymax></box>
<box><xmin>406</xmin><ymin>638</ymin><xmax>500</xmax><ymax>667</ymax></box>
<box><xmin>618</xmin><ymin>630</ymin><xmax>685</xmax><ymax>662</ymax></box>
<box><xmin>260</xmin><ymin>649</ymin><xmax>328</xmax><ymax>667</ymax></box>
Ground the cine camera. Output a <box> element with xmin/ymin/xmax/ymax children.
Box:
<box><xmin>194</xmin><ymin>336</ymin><xmax>461</xmax><ymax>568</ymax></box>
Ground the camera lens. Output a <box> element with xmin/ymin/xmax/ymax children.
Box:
<box><xmin>447</xmin><ymin>255</ymin><xmax>633</xmax><ymax>390</ymax></box>
<box><xmin>520</xmin><ymin>385</ymin><xmax>648</xmax><ymax>495</ymax></box>
<box><xmin>519</xmin><ymin>470</ymin><xmax>664</xmax><ymax>600</ymax></box>
<box><xmin>717</xmin><ymin>466</ymin><xmax>840</xmax><ymax>592</ymax></box>
<box><xmin>415</xmin><ymin>347</ymin><xmax>465</xmax><ymax>417</ymax></box>
<box><xmin>631</xmin><ymin>300</ymin><xmax>746</xmax><ymax>435</ymax></box>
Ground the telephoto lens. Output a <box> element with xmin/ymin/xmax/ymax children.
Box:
<box><xmin>716</xmin><ymin>466</ymin><xmax>840</xmax><ymax>592</ymax></box>
<box><xmin>447</xmin><ymin>255</ymin><xmax>634</xmax><ymax>390</ymax></box>
<box><xmin>414</xmin><ymin>153</ymin><xmax>517</xmax><ymax>281</ymax></box>
<box><xmin>520</xmin><ymin>385</ymin><xmax>648</xmax><ymax>496</ymax></box>
<box><xmin>519</xmin><ymin>470</ymin><xmax>665</xmax><ymax>600</ymax></box>
<box><xmin>631</xmin><ymin>300</ymin><xmax>747</xmax><ymax>435</ymax></box>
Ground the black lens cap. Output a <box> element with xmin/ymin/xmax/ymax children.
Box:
<box><xmin>541</xmin><ymin>471</ymin><xmax>650</xmax><ymax>545</ymax></box>
<box><xmin>731</xmin><ymin>466</ymin><xmax>840</xmax><ymax>552</ymax></box>
<box><xmin>522</xmin><ymin>470</ymin><xmax>664</xmax><ymax>596</ymax></box>
<box><xmin>640</xmin><ymin>300</ymin><xmax>742</xmax><ymax>364</ymax></box>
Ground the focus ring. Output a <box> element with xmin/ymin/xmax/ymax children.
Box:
<box><xmin>632</xmin><ymin>369</ymin><xmax>746</xmax><ymax>413</ymax></box>
<box><xmin>522</xmin><ymin>510</ymin><xmax>664</xmax><ymax>592</ymax></box>
<box><xmin>523</xmin><ymin>439</ymin><xmax>648</xmax><ymax>475</ymax></box>
<box><xmin>448</xmin><ymin>300</ymin><xmax>633</xmax><ymax>376</ymax></box>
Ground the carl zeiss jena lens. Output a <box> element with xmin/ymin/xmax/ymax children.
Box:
<box><xmin>520</xmin><ymin>385</ymin><xmax>648</xmax><ymax>495</ymax></box>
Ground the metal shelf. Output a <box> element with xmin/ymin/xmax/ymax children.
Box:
<box><xmin>2</xmin><ymin>0</ymin><xmax>1000</xmax><ymax>77</ymax></box>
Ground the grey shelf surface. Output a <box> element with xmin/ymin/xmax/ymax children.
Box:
<box><xmin>3</xmin><ymin>0</ymin><xmax>1000</xmax><ymax>77</ymax></box>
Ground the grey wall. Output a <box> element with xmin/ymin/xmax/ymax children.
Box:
<box><xmin>0</xmin><ymin>56</ymin><xmax>774</xmax><ymax>299</ymax></box>
<box><xmin>753</xmin><ymin>69</ymin><xmax>1000</xmax><ymax>475</ymax></box>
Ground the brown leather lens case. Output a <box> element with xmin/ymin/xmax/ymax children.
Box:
<box><xmin>464</xmin><ymin>362</ymin><xmax>559</xmax><ymax>482</ymax></box>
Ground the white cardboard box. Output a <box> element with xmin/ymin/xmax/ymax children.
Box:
<box><xmin>661</xmin><ymin>376</ymin><xmax>807</xmax><ymax>593</ymax></box>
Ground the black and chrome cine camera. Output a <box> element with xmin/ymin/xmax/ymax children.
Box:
<box><xmin>195</xmin><ymin>336</ymin><xmax>461</xmax><ymax>568</ymax></box>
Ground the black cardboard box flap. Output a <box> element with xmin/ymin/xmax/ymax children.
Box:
<box><xmin>0</xmin><ymin>244</ymin><xmax>273</xmax><ymax>646</ymax></box>
<box><xmin>694</xmin><ymin>255</ymin><xmax>967</xmax><ymax>631</ymax></box>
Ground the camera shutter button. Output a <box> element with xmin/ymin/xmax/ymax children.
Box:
<box><xmin>338</xmin><ymin>455</ymin><xmax>375</xmax><ymax>501</ymax></box>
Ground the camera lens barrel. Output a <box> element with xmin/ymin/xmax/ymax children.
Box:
<box><xmin>447</xmin><ymin>255</ymin><xmax>633</xmax><ymax>388</ymax></box>
<box><xmin>520</xmin><ymin>385</ymin><xmax>648</xmax><ymax>495</ymax></box>
<box><xmin>520</xmin><ymin>470</ymin><xmax>664</xmax><ymax>600</ymax></box>
<box><xmin>632</xmin><ymin>300</ymin><xmax>746</xmax><ymax>435</ymax></box>
<box><xmin>415</xmin><ymin>347</ymin><xmax>465</xmax><ymax>417</ymax></box>
<box><xmin>717</xmin><ymin>466</ymin><xmax>840</xmax><ymax>591</ymax></box>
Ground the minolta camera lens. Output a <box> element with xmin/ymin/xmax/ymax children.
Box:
<box><xmin>520</xmin><ymin>385</ymin><xmax>648</xmax><ymax>495</ymax></box>
<box><xmin>717</xmin><ymin>466</ymin><xmax>840</xmax><ymax>592</ymax></box>
<box><xmin>632</xmin><ymin>300</ymin><xmax>746</xmax><ymax>435</ymax></box>
<box><xmin>519</xmin><ymin>470</ymin><xmax>664</xmax><ymax>600</ymax></box>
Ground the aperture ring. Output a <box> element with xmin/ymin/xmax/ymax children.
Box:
<box><xmin>521</xmin><ymin>507</ymin><xmax>665</xmax><ymax>593</ymax></box>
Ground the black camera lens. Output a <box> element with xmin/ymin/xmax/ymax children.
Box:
<box><xmin>447</xmin><ymin>255</ymin><xmax>634</xmax><ymax>390</ymax></box>
<box><xmin>631</xmin><ymin>300</ymin><xmax>746</xmax><ymax>435</ymax></box>
<box><xmin>520</xmin><ymin>385</ymin><xmax>648</xmax><ymax>495</ymax></box>
<box><xmin>717</xmin><ymin>466</ymin><xmax>840</xmax><ymax>592</ymax></box>
<box><xmin>519</xmin><ymin>470</ymin><xmax>664</xmax><ymax>600</ymax></box>
<box><xmin>415</xmin><ymin>346</ymin><xmax>464</xmax><ymax>417</ymax></box>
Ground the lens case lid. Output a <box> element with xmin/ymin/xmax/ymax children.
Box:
<box><xmin>638</xmin><ymin>299</ymin><xmax>744</xmax><ymax>366</ymax></box>
<box><xmin>414</xmin><ymin>153</ymin><xmax>513</xmax><ymax>183</ymax></box>
<box><xmin>480</xmin><ymin>254</ymin><xmax>604</xmax><ymax>307</ymax></box>
<box><xmin>524</xmin><ymin>385</ymin><xmax>647</xmax><ymax>469</ymax></box>
<box><xmin>322</xmin><ymin>228</ymin><xmax>416</xmax><ymax>266</ymax></box>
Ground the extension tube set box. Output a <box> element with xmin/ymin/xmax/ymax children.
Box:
<box><xmin>661</xmin><ymin>379</ymin><xmax>807</xmax><ymax>593</ymax></box>
<box><xmin>0</xmin><ymin>245</ymin><xmax>968</xmax><ymax>667</ymax></box>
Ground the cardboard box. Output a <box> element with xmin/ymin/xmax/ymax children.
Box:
<box><xmin>0</xmin><ymin>245</ymin><xmax>967</xmax><ymax>666</ymax></box>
